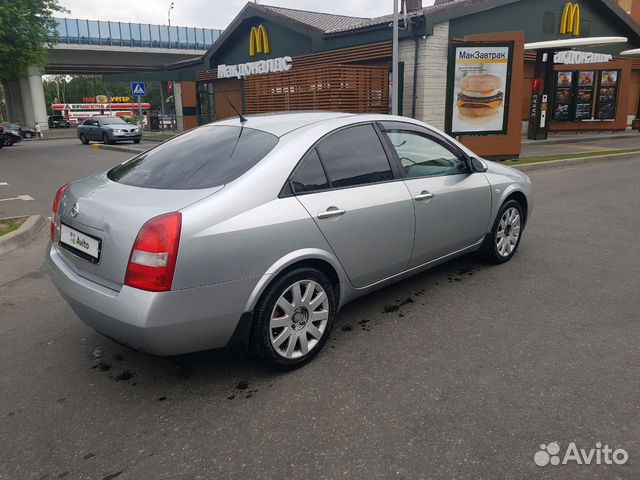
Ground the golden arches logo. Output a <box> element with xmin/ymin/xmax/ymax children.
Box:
<box><xmin>561</xmin><ymin>2</ymin><xmax>581</xmax><ymax>36</ymax></box>
<box><xmin>249</xmin><ymin>25</ymin><xmax>270</xmax><ymax>56</ymax></box>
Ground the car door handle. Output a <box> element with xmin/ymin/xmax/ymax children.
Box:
<box><xmin>415</xmin><ymin>191</ymin><xmax>435</xmax><ymax>201</ymax></box>
<box><xmin>317</xmin><ymin>208</ymin><xmax>347</xmax><ymax>219</ymax></box>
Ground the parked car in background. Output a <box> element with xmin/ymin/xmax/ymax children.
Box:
<box><xmin>77</xmin><ymin>116</ymin><xmax>142</xmax><ymax>145</ymax></box>
<box><xmin>0</xmin><ymin>125</ymin><xmax>5</xmax><ymax>149</ymax></box>
<box><xmin>2</xmin><ymin>126</ymin><xmax>23</xmax><ymax>146</ymax></box>
<box><xmin>48</xmin><ymin>115</ymin><xmax>70</xmax><ymax>129</ymax></box>
<box><xmin>47</xmin><ymin>112</ymin><xmax>532</xmax><ymax>369</ymax></box>
<box><xmin>1</xmin><ymin>123</ymin><xmax>36</xmax><ymax>139</ymax></box>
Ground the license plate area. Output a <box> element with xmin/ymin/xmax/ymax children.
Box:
<box><xmin>59</xmin><ymin>223</ymin><xmax>102</xmax><ymax>264</ymax></box>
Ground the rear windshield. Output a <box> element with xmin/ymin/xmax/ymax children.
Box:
<box><xmin>107</xmin><ymin>125</ymin><xmax>279</xmax><ymax>190</ymax></box>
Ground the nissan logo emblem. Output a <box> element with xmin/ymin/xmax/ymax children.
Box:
<box><xmin>70</xmin><ymin>202</ymin><xmax>79</xmax><ymax>218</ymax></box>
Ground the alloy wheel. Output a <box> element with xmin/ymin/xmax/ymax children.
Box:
<box><xmin>269</xmin><ymin>280</ymin><xmax>329</xmax><ymax>359</ymax></box>
<box><xmin>496</xmin><ymin>207</ymin><xmax>521</xmax><ymax>258</ymax></box>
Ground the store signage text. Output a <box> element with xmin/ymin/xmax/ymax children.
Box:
<box><xmin>457</xmin><ymin>50</ymin><xmax>507</xmax><ymax>61</ymax></box>
<box><xmin>217</xmin><ymin>56</ymin><xmax>293</xmax><ymax>79</ymax></box>
<box><xmin>561</xmin><ymin>2</ymin><xmax>581</xmax><ymax>36</ymax></box>
<box><xmin>554</xmin><ymin>51</ymin><xmax>612</xmax><ymax>65</ymax></box>
<box><xmin>82</xmin><ymin>96</ymin><xmax>131</xmax><ymax>103</ymax></box>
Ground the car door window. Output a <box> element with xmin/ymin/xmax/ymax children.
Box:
<box><xmin>384</xmin><ymin>130</ymin><xmax>468</xmax><ymax>178</ymax></box>
<box><xmin>290</xmin><ymin>149</ymin><xmax>330</xmax><ymax>194</ymax></box>
<box><xmin>315</xmin><ymin>125</ymin><xmax>393</xmax><ymax>188</ymax></box>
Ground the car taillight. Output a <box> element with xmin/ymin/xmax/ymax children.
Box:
<box><xmin>51</xmin><ymin>183</ymin><xmax>71</xmax><ymax>242</ymax></box>
<box><xmin>125</xmin><ymin>212</ymin><xmax>182</xmax><ymax>292</ymax></box>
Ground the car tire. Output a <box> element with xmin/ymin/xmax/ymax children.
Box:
<box><xmin>133</xmin><ymin>139</ymin><xmax>141</xmax><ymax>144</ymax></box>
<box><xmin>103</xmin><ymin>133</ymin><xmax>113</xmax><ymax>145</ymax></box>
<box><xmin>24</xmin><ymin>132</ymin><xmax>32</xmax><ymax>139</ymax></box>
<box><xmin>79</xmin><ymin>134</ymin><xmax>89</xmax><ymax>145</ymax></box>
<box><xmin>482</xmin><ymin>199</ymin><xmax>524</xmax><ymax>264</ymax></box>
<box><xmin>5</xmin><ymin>136</ymin><xmax>14</xmax><ymax>147</ymax></box>
<box><xmin>249</xmin><ymin>268</ymin><xmax>336</xmax><ymax>370</ymax></box>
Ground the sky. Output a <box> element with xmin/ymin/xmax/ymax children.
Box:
<box><xmin>57</xmin><ymin>0</ymin><xmax>436</xmax><ymax>29</ymax></box>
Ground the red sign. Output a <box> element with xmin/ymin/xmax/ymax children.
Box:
<box><xmin>531</xmin><ymin>78</ymin><xmax>542</xmax><ymax>94</ymax></box>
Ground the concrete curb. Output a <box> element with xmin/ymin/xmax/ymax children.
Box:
<box><xmin>0</xmin><ymin>215</ymin><xmax>46</xmax><ymax>256</ymax></box>
<box><xmin>514</xmin><ymin>150</ymin><xmax>640</xmax><ymax>172</ymax></box>
<box><xmin>90</xmin><ymin>143</ymin><xmax>145</xmax><ymax>155</ymax></box>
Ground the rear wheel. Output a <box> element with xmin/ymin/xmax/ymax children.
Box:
<box><xmin>250</xmin><ymin>268</ymin><xmax>335</xmax><ymax>370</ymax></box>
<box><xmin>24</xmin><ymin>132</ymin><xmax>32</xmax><ymax>139</ymax></box>
<box><xmin>483</xmin><ymin>200</ymin><xmax>524</xmax><ymax>264</ymax></box>
<box><xmin>79</xmin><ymin>134</ymin><xmax>89</xmax><ymax>145</ymax></box>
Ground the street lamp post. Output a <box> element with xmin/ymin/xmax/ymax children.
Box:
<box><xmin>392</xmin><ymin>0</ymin><xmax>399</xmax><ymax>116</ymax></box>
<box><xmin>168</xmin><ymin>2</ymin><xmax>174</xmax><ymax>27</ymax></box>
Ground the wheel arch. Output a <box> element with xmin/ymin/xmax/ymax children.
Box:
<box><xmin>244</xmin><ymin>249</ymin><xmax>347</xmax><ymax>314</ymax></box>
<box><xmin>503</xmin><ymin>190</ymin><xmax>529</xmax><ymax>225</ymax></box>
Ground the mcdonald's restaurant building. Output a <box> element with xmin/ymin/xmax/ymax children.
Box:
<box><xmin>114</xmin><ymin>0</ymin><xmax>640</xmax><ymax>156</ymax></box>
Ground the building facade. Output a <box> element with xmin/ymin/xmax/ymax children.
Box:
<box><xmin>110</xmin><ymin>0</ymin><xmax>640</xmax><ymax>153</ymax></box>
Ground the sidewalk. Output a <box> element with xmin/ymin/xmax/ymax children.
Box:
<box><xmin>520</xmin><ymin>130</ymin><xmax>640</xmax><ymax>159</ymax></box>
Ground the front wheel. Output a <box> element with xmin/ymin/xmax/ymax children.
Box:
<box><xmin>79</xmin><ymin>134</ymin><xmax>89</xmax><ymax>145</ymax></box>
<box><xmin>5</xmin><ymin>136</ymin><xmax>14</xmax><ymax>147</ymax></box>
<box><xmin>24</xmin><ymin>132</ymin><xmax>32</xmax><ymax>139</ymax></box>
<box><xmin>133</xmin><ymin>139</ymin><xmax>140</xmax><ymax>144</ymax></box>
<box><xmin>482</xmin><ymin>200</ymin><xmax>524</xmax><ymax>264</ymax></box>
<box><xmin>103</xmin><ymin>133</ymin><xmax>113</xmax><ymax>145</ymax></box>
<box><xmin>250</xmin><ymin>268</ymin><xmax>336</xmax><ymax>370</ymax></box>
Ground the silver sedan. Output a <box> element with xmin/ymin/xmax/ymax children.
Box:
<box><xmin>47</xmin><ymin>112</ymin><xmax>532</xmax><ymax>369</ymax></box>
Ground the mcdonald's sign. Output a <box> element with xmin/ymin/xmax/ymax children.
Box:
<box><xmin>249</xmin><ymin>25</ymin><xmax>270</xmax><ymax>56</ymax></box>
<box><xmin>560</xmin><ymin>2</ymin><xmax>581</xmax><ymax>36</ymax></box>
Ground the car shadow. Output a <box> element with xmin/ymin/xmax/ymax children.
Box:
<box><xmin>74</xmin><ymin>253</ymin><xmax>495</xmax><ymax>399</ymax></box>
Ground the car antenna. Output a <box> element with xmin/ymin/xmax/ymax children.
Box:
<box><xmin>223</xmin><ymin>93</ymin><xmax>247</xmax><ymax>124</ymax></box>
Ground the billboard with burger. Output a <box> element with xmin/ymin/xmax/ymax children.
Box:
<box><xmin>449</xmin><ymin>44</ymin><xmax>513</xmax><ymax>136</ymax></box>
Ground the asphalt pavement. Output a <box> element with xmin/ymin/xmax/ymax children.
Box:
<box><xmin>1</xmin><ymin>140</ymin><xmax>640</xmax><ymax>479</ymax></box>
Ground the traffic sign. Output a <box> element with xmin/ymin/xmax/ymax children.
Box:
<box><xmin>131</xmin><ymin>82</ymin><xmax>146</xmax><ymax>96</ymax></box>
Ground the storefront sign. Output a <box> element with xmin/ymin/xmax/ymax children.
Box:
<box><xmin>554</xmin><ymin>51</ymin><xmax>613</xmax><ymax>65</ymax></box>
<box><xmin>449</xmin><ymin>43</ymin><xmax>513</xmax><ymax>136</ymax></box>
<box><xmin>81</xmin><ymin>96</ymin><xmax>132</xmax><ymax>103</ymax></box>
<box><xmin>217</xmin><ymin>56</ymin><xmax>293</xmax><ymax>79</ymax></box>
<box><xmin>249</xmin><ymin>25</ymin><xmax>270</xmax><ymax>57</ymax></box>
<box><xmin>561</xmin><ymin>2</ymin><xmax>580</xmax><ymax>36</ymax></box>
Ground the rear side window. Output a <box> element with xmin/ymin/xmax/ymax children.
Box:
<box><xmin>315</xmin><ymin>125</ymin><xmax>393</xmax><ymax>188</ymax></box>
<box><xmin>107</xmin><ymin>125</ymin><xmax>278</xmax><ymax>190</ymax></box>
<box><xmin>290</xmin><ymin>150</ymin><xmax>329</xmax><ymax>194</ymax></box>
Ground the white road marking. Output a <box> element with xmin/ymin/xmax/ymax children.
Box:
<box><xmin>0</xmin><ymin>195</ymin><xmax>34</xmax><ymax>202</ymax></box>
<box><xmin>0</xmin><ymin>182</ymin><xmax>8</xmax><ymax>186</ymax></box>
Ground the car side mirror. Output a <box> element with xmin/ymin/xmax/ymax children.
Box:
<box><xmin>470</xmin><ymin>157</ymin><xmax>488</xmax><ymax>173</ymax></box>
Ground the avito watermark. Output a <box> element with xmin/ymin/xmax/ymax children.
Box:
<box><xmin>534</xmin><ymin>442</ymin><xmax>629</xmax><ymax>467</ymax></box>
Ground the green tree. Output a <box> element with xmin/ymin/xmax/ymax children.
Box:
<box><xmin>0</xmin><ymin>0</ymin><xmax>66</xmax><ymax>81</ymax></box>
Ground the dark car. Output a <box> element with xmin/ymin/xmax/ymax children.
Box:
<box><xmin>48</xmin><ymin>115</ymin><xmax>70</xmax><ymax>129</ymax></box>
<box><xmin>0</xmin><ymin>125</ymin><xmax>5</xmax><ymax>149</ymax></box>
<box><xmin>1</xmin><ymin>123</ymin><xmax>36</xmax><ymax>139</ymax></box>
<box><xmin>2</xmin><ymin>126</ymin><xmax>23</xmax><ymax>146</ymax></box>
<box><xmin>77</xmin><ymin>116</ymin><xmax>142</xmax><ymax>145</ymax></box>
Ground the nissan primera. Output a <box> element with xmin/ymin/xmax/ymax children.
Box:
<box><xmin>47</xmin><ymin>112</ymin><xmax>532</xmax><ymax>369</ymax></box>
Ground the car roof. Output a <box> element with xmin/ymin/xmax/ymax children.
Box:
<box><xmin>211</xmin><ymin>111</ymin><xmax>356</xmax><ymax>137</ymax></box>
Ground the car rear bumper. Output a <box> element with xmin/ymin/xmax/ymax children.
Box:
<box><xmin>46</xmin><ymin>243</ymin><xmax>258</xmax><ymax>356</ymax></box>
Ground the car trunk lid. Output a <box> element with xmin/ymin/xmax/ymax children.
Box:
<box><xmin>55</xmin><ymin>173</ymin><xmax>222</xmax><ymax>291</ymax></box>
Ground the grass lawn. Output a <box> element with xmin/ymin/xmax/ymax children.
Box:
<box><xmin>504</xmin><ymin>147</ymin><xmax>640</xmax><ymax>166</ymax></box>
<box><xmin>0</xmin><ymin>217</ymin><xmax>27</xmax><ymax>237</ymax></box>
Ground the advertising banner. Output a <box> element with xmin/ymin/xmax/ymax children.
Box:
<box><xmin>449</xmin><ymin>43</ymin><xmax>513</xmax><ymax>136</ymax></box>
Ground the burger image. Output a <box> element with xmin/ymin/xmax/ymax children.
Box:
<box><xmin>456</xmin><ymin>74</ymin><xmax>504</xmax><ymax>119</ymax></box>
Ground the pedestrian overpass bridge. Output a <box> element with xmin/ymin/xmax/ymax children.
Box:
<box><xmin>2</xmin><ymin>18</ymin><xmax>222</xmax><ymax>127</ymax></box>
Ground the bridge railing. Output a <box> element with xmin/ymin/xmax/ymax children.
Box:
<box><xmin>53</xmin><ymin>18</ymin><xmax>221</xmax><ymax>51</ymax></box>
